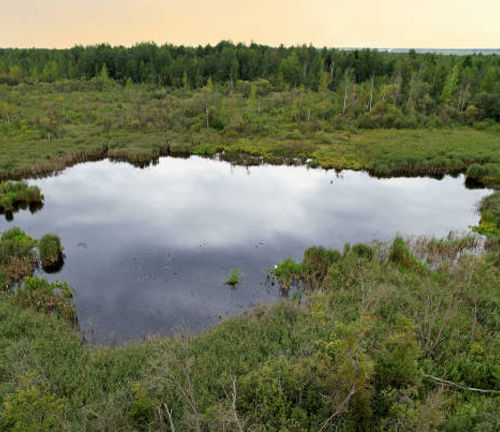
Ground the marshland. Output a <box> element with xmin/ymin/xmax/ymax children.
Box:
<box><xmin>0</xmin><ymin>42</ymin><xmax>500</xmax><ymax>431</ymax></box>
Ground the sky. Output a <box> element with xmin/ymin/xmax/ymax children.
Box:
<box><xmin>0</xmin><ymin>0</ymin><xmax>499</xmax><ymax>49</ymax></box>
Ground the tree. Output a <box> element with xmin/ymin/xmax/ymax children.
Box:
<box><xmin>279</xmin><ymin>52</ymin><xmax>302</xmax><ymax>88</ymax></box>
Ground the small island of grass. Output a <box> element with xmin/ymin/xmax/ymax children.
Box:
<box><xmin>0</xmin><ymin>181</ymin><xmax>44</xmax><ymax>217</ymax></box>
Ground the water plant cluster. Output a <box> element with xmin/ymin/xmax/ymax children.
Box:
<box><xmin>0</xmin><ymin>227</ymin><xmax>71</xmax><ymax>321</ymax></box>
<box><xmin>0</xmin><ymin>181</ymin><xmax>43</xmax><ymax>218</ymax></box>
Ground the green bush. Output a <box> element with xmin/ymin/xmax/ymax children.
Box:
<box><xmin>1</xmin><ymin>374</ymin><xmax>65</xmax><ymax>432</ymax></box>
<box><xmin>11</xmin><ymin>276</ymin><xmax>76</xmax><ymax>323</ymax></box>
<box><xmin>389</xmin><ymin>236</ymin><xmax>422</xmax><ymax>272</ymax></box>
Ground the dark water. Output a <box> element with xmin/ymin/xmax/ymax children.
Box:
<box><xmin>0</xmin><ymin>157</ymin><xmax>492</xmax><ymax>343</ymax></box>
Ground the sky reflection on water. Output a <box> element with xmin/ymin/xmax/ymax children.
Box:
<box><xmin>0</xmin><ymin>157</ymin><xmax>492</xmax><ymax>343</ymax></box>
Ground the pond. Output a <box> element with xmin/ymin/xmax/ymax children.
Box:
<box><xmin>0</xmin><ymin>156</ymin><xmax>492</xmax><ymax>343</ymax></box>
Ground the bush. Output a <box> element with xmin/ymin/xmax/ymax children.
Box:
<box><xmin>389</xmin><ymin>237</ymin><xmax>421</xmax><ymax>272</ymax></box>
<box><xmin>11</xmin><ymin>276</ymin><xmax>76</xmax><ymax>323</ymax></box>
<box><xmin>1</xmin><ymin>374</ymin><xmax>65</xmax><ymax>432</ymax></box>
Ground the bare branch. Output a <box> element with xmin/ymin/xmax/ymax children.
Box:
<box><xmin>423</xmin><ymin>374</ymin><xmax>500</xmax><ymax>395</ymax></box>
<box><xmin>231</xmin><ymin>377</ymin><xmax>245</xmax><ymax>432</ymax></box>
<box><xmin>319</xmin><ymin>385</ymin><xmax>357</xmax><ymax>431</ymax></box>
<box><xmin>163</xmin><ymin>403</ymin><xmax>177</xmax><ymax>432</ymax></box>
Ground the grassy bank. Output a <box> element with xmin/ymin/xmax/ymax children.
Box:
<box><xmin>2</xmin><ymin>82</ymin><xmax>500</xmax><ymax>182</ymax></box>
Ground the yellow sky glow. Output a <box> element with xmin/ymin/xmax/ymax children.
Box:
<box><xmin>0</xmin><ymin>0</ymin><xmax>499</xmax><ymax>48</ymax></box>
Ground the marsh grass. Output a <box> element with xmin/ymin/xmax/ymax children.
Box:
<box><xmin>224</xmin><ymin>269</ymin><xmax>241</xmax><ymax>287</ymax></box>
<box><xmin>0</xmin><ymin>181</ymin><xmax>43</xmax><ymax>217</ymax></box>
<box><xmin>0</xmin><ymin>227</ymin><xmax>38</xmax><ymax>289</ymax></box>
<box><xmin>38</xmin><ymin>234</ymin><xmax>63</xmax><ymax>268</ymax></box>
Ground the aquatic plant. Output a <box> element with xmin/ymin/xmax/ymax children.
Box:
<box><xmin>38</xmin><ymin>234</ymin><xmax>63</xmax><ymax>268</ymax></box>
<box><xmin>225</xmin><ymin>269</ymin><xmax>241</xmax><ymax>286</ymax></box>
<box><xmin>0</xmin><ymin>227</ymin><xmax>38</xmax><ymax>289</ymax></box>
<box><xmin>271</xmin><ymin>257</ymin><xmax>303</xmax><ymax>291</ymax></box>
<box><xmin>0</xmin><ymin>181</ymin><xmax>44</xmax><ymax>216</ymax></box>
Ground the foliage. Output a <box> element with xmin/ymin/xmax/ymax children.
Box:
<box><xmin>474</xmin><ymin>191</ymin><xmax>500</xmax><ymax>238</ymax></box>
<box><xmin>1</xmin><ymin>373</ymin><xmax>66</xmax><ymax>432</ymax></box>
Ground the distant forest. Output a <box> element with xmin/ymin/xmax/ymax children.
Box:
<box><xmin>1</xmin><ymin>42</ymin><xmax>500</xmax><ymax>125</ymax></box>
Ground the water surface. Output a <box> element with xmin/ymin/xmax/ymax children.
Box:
<box><xmin>0</xmin><ymin>157</ymin><xmax>491</xmax><ymax>343</ymax></box>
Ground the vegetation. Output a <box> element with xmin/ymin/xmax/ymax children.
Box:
<box><xmin>0</xmin><ymin>227</ymin><xmax>38</xmax><ymax>289</ymax></box>
<box><xmin>0</xmin><ymin>181</ymin><xmax>43</xmax><ymax>218</ymax></box>
<box><xmin>225</xmin><ymin>269</ymin><xmax>241</xmax><ymax>286</ymax></box>
<box><xmin>0</xmin><ymin>233</ymin><xmax>498</xmax><ymax>430</ymax></box>
<box><xmin>38</xmin><ymin>234</ymin><xmax>63</xmax><ymax>268</ymax></box>
<box><xmin>2</xmin><ymin>45</ymin><xmax>500</xmax><ymax>186</ymax></box>
<box><xmin>1</xmin><ymin>42</ymin><xmax>500</xmax><ymax>430</ymax></box>
<box><xmin>0</xmin><ymin>228</ymin><xmax>72</xmax><ymax>324</ymax></box>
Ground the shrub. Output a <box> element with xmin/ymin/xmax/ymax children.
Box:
<box><xmin>1</xmin><ymin>373</ymin><xmax>66</xmax><ymax>432</ymax></box>
<box><xmin>389</xmin><ymin>237</ymin><xmax>421</xmax><ymax>272</ymax></box>
<box><xmin>351</xmin><ymin>243</ymin><xmax>375</xmax><ymax>260</ymax></box>
<box><xmin>11</xmin><ymin>276</ymin><xmax>76</xmax><ymax>323</ymax></box>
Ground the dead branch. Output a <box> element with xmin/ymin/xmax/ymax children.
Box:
<box><xmin>423</xmin><ymin>374</ymin><xmax>500</xmax><ymax>395</ymax></box>
<box><xmin>319</xmin><ymin>385</ymin><xmax>357</xmax><ymax>431</ymax></box>
<box><xmin>163</xmin><ymin>403</ymin><xmax>176</xmax><ymax>432</ymax></box>
<box><xmin>231</xmin><ymin>377</ymin><xmax>245</xmax><ymax>432</ymax></box>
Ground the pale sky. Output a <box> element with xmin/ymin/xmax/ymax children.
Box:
<box><xmin>0</xmin><ymin>0</ymin><xmax>499</xmax><ymax>49</ymax></box>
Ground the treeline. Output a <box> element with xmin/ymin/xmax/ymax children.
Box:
<box><xmin>2</xmin><ymin>42</ymin><xmax>500</xmax><ymax>124</ymax></box>
<box><xmin>1</xmin><ymin>42</ymin><xmax>399</xmax><ymax>87</ymax></box>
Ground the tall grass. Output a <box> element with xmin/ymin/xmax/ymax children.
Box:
<box><xmin>0</xmin><ymin>181</ymin><xmax>43</xmax><ymax>215</ymax></box>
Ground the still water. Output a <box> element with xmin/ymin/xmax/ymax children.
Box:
<box><xmin>0</xmin><ymin>157</ymin><xmax>492</xmax><ymax>343</ymax></box>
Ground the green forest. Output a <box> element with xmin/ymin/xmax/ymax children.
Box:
<box><xmin>1</xmin><ymin>43</ymin><xmax>500</xmax><ymax>431</ymax></box>
<box><xmin>2</xmin><ymin>42</ymin><xmax>500</xmax><ymax>125</ymax></box>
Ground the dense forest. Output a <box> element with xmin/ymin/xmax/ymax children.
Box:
<box><xmin>1</xmin><ymin>42</ymin><xmax>500</xmax><ymax>126</ymax></box>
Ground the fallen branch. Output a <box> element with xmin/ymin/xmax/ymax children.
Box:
<box><xmin>423</xmin><ymin>374</ymin><xmax>500</xmax><ymax>395</ymax></box>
